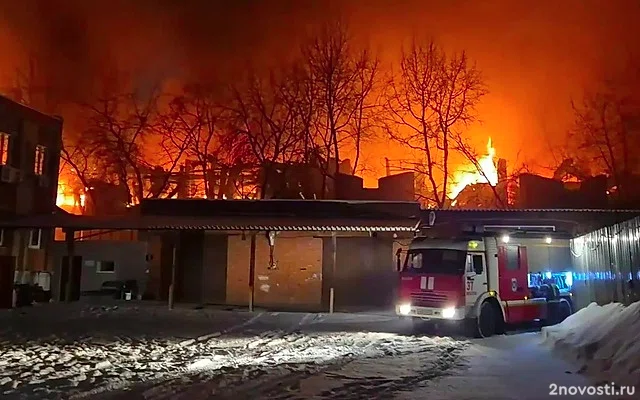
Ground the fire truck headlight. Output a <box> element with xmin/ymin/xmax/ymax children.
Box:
<box><xmin>398</xmin><ymin>303</ymin><xmax>412</xmax><ymax>315</ymax></box>
<box><xmin>442</xmin><ymin>307</ymin><xmax>456</xmax><ymax>319</ymax></box>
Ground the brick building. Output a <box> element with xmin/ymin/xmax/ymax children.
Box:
<box><xmin>141</xmin><ymin>200</ymin><xmax>420</xmax><ymax>311</ymax></box>
<box><xmin>0</xmin><ymin>96</ymin><xmax>63</xmax><ymax>307</ymax></box>
<box><xmin>1</xmin><ymin>199</ymin><xmax>420</xmax><ymax>310</ymax></box>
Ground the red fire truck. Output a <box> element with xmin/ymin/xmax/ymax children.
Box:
<box><xmin>395</xmin><ymin>234</ymin><xmax>575</xmax><ymax>337</ymax></box>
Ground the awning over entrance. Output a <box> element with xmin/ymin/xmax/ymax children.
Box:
<box><xmin>423</xmin><ymin>208</ymin><xmax>640</xmax><ymax>237</ymax></box>
<box><xmin>0</xmin><ymin>200</ymin><xmax>422</xmax><ymax>232</ymax></box>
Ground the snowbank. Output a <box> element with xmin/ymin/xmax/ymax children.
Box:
<box><xmin>541</xmin><ymin>301</ymin><xmax>640</xmax><ymax>387</ymax></box>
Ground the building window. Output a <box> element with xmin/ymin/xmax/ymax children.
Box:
<box><xmin>34</xmin><ymin>145</ymin><xmax>46</xmax><ymax>175</ymax></box>
<box><xmin>0</xmin><ymin>132</ymin><xmax>9</xmax><ymax>165</ymax></box>
<box><xmin>96</xmin><ymin>261</ymin><xmax>116</xmax><ymax>273</ymax></box>
<box><xmin>28</xmin><ymin>229</ymin><xmax>42</xmax><ymax>249</ymax></box>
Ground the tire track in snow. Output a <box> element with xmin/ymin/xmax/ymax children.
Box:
<box><xmin>251</xmin><ymin>342</ymin><xmax>467</xmax><ymax>400</ymax></box>
<box><xmin>209</xmin><ymin>338</ymin><xmax>467</xmax><ymax>400</ymax></box>
<box><xmin>310</xmin><ymin>344</ymin><xmax>466</xmax><ymax>399</ymax></box>
<box><xmin>100</xmin><ymin>318</ymin><xmax>318</xmax><ymax>400</ymax></box>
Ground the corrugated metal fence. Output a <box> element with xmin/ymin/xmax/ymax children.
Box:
<box><xmin>571</xmin><ymin>217</ymin><xmax>640</xmax><ymax>309</ymax></box>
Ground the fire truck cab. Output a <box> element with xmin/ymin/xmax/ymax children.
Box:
<box><xmin>395</xmin><ymin>235</ymin><xmax>574</xmax><ymax>337</ymax></box>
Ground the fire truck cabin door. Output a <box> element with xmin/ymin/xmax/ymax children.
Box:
<box><xmin>465</xmin><ymin>252</ymin><xmax>487</xmax><ymax>307</ymax></box>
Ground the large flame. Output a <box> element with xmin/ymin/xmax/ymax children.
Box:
<box><xmin>56</xmin><ymin>181</ymin><xmax>85</xmax><ymax>214</ymax></box>
<box><xmin>448</xmin><ymin>138</ymin><xmax>499</xmax><ymax>200</ymax></box>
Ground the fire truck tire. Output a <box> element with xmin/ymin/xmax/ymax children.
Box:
<box><xmin>475</xmin><ymin>301</ymin><xmax>499</xmax><ymax>338</ymax></box>
<box><xmin>557</xmin><ymin>298</ymin><xmax>572</xmax><ymax>323</ymax></box>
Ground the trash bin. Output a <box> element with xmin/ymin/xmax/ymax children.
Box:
<box><xmin>121</xmin><ymin>280</ymin><xmax>138</xmax><ymax>301</ymax></box>
<box><xmin>100</xmin><ymin>280</ymin><xmax>139</xmax><ymax>300</ymax></box>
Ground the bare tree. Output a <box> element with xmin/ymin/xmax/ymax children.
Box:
<box><xmin>170</xmin><ymin>84</ymin><xmax>254</xmax><ymax>199</ymax></box>
<box><xmin>301</xmin><ymin>21</ymin><xmax>380</xmax><ymax>177</ymax></box>
<box><xmin>80</xmin><ymin>89</ymin><xmax>160</xmax><ymax>205</ymax></box>
<box><xmin>558</xmin><ymin>58</ymin><xmax>640</xmax><ymax>203</ymax></box>
<box><xmin>568</xmin><ymin>93</ymin><xmax>640</xmax><ymax>200</ymax></box>
<box><xmin>228</xmin><ymin>67</ymin><xmax>308</xmax><ymax>198</ymax></box>
<box><xmin>348</xmin><ymin>52</ymin><xmax>380</xmax><ymax>175</ymax></box>
<box><xmin>59</xmin><ymin>130</ymin><xmax>102</xmax><ymax>210</ymax></box>
<box><xmin>384</xmin><ymin>38</ymin><xmax>487</xmax><ymax>207</ymax></box>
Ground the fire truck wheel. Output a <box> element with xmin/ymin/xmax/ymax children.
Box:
<box><xmin>476</xmin><ymin>301</ymin><xmax>498</xmax><ymax>338</ymax></box>
<box><xmin>557</xmin><ymin>298</ymin><xmax>572</xmax><ymax>323</ymax></box>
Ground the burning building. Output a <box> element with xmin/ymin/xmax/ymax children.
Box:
<box><xmin>447</xmin><ymin>138</ymin><xmax>509</xmax><ymax>208</ymax></box>
<box><xmin>0</xmin><ymin>95</ymin><xmax>63</xmax><ymax>296</ymax></box>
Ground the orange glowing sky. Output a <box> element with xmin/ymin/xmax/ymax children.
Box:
<box><xmin>2</xmin><ymin>0</ymin><xmax>639</xmax><ymax>187</ymax></box>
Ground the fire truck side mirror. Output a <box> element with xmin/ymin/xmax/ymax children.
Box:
<box><xmin>396</xmin><ymin>249</ymin><xmax>403</xmax><ymax>272</ymax></box>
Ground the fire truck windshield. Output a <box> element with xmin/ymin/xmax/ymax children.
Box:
<box><xmin>402</xmin><ymin>249</ymin><xmax>467</xmax><ymax>275</ymax></box>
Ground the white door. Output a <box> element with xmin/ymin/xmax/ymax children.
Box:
<box><xmin>465</xmin><ymin>252</ymin><xmax>488</xmax><ymax>307</ymax></box>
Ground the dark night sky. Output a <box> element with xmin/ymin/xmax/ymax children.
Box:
<box><xmin>1</xmin><ymin>0</ymin><xmax>639</xmax><ymax>183</ymax></box>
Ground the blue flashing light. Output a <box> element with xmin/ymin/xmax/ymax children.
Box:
<box><xmin>545</xmin><ymin>271</ymin><xmax>552</xmax><ymax>280</ymax></box>
<box><xmin>565</xmin><ymin>271</ymin><xmax>573</xmax><ymax>287</ymax></box>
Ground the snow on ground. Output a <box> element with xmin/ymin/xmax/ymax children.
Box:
<box><xmin>542</xmin><ymin>301</ymin><xmax>640</xmax><ymax>388</ymax></box>
<box><xmin>0</xmin><ymin>301</ymin><xmax>467</xmax><ymax>399</ymax></box>
<box><xmin>400</xmin><ymin>332</ymin><xmax>616</xmax><ymax>400</ymax></box>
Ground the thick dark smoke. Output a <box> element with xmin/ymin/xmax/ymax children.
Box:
<box><xmin>0</xmin><ymin>0</ymin><xmax>333</xmax><ymax>98</ymax></box>
<box><xmin>1</xmin><ymin>0</ymin><xmax>640</xmax><ymax>174</ymax></box>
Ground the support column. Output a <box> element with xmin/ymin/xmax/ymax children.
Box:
<box><xmin>329</xmin><ymin>232</ymin><xmax>337</xmax><ymax>313</ymax></box>
<box><xmin>248</xmin><ymin>233</ymin><xmax>256</xmax><ymax>312</ymax></box>
<box><xmin>168</xmin><ymin>244</ymin><xmax>177</xmax><ymax>310</ymax></box>
<box><xmin>64</xmin><ymin>229</ymin><xmax>75</xmax><ymax>302</ymax></box>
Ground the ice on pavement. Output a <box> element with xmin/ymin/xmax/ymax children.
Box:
<box><xmin>0</xmin><ymin>302</ymin><xmax>468</xmax><ymax>399</ymax></box>
<box><xmin>542</xmin><ymin>300</ymin><xmax>640</xmax><ymax>387</ymax></box>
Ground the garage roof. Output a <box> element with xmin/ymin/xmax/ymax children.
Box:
<box><xmin>0</xmin><ymin>213</ymin><xmax>419</xmax><ymax>232</ymax></box>
<box><xmin>425</xmin><ymin>208</ymin><xmax>640</xmax><ymax>236</ymax></box>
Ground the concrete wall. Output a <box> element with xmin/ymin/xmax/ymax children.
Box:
<box><xmin>506</xmin><ymin>237</ymin><xmax>572</xmax><ymax>273</ymax></box>
<box><xmin>526</xmin><ymin>241</ymin><xmax>572</xmax><ymax>273</ymax></box>
<box><xmin>177</xmin><ymin>231</ymin><xmax>204</xmax><ymax>303</ymax></box>
<box><xmin>226</xmin><ymin>233</ymin><xmax>323</xmax><ymax>309</ymax></box>
<box><xmin>143</xmin><ymin>230</ymin><xmax>409</xmax><ymax>311</ymax></box>
<box><xmin>144</xmin><ymin>233</ymin><xmax>164</xmax><ymax>300</ymax></box>
<box><xmin>517</xmin><ymin>173</ymin><xmax>608</xmax><ymax>209</ymax></box>
<box><xmin>201</xmin><ymin>233</ymin><xmax>228</xmax><ymax>304</ymax></box>
<box><xmin>335</xmin><ymin>172</ymin><xmax>415</xmax><ymax>201</ymax></box>
<box><xmin>324</xmin><ymin>236</ymin><xmax>397</xmax><ymax>310</ymax></box>
<box><xmin>176</xmin><ymin>231</ymin><xmax>228</xmax><ymax>304</ymax></box>
<box><xmin>50</xmin><ymin>240</ymin><xmax>148</xmax><ymax>298</ymax></box>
